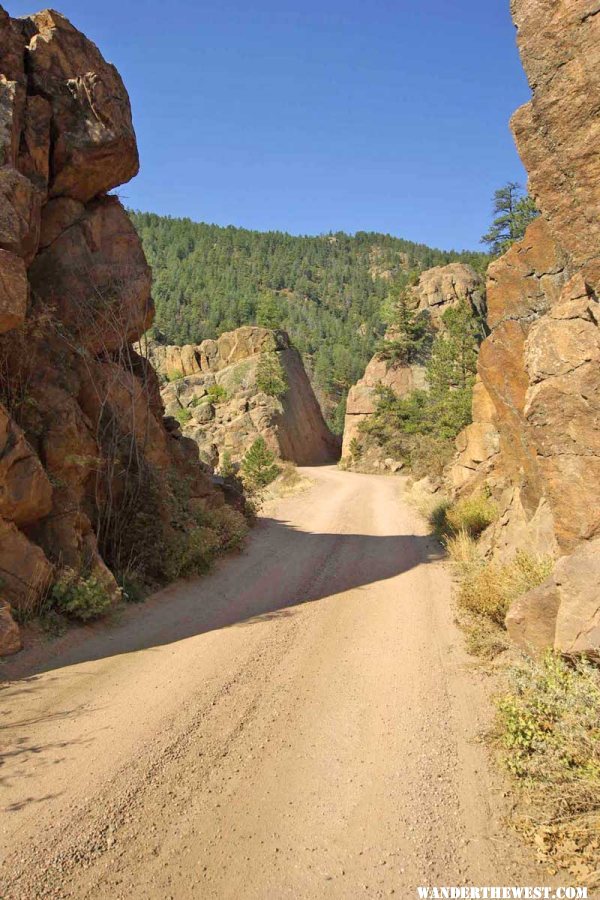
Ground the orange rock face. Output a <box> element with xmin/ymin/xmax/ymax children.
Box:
<box><xmin>25</xmin><ymin>9</ymin><xmax>139</xmax><ymax>202</ymax></box>
<box><xmin>445</xmin><ymin>1</ymin><xmax>600</xmax><ymax>652</ymax></box>
<box><xmin>29</xmin><ymin>195</ymin><xmax>153</xmax><ymax>353</ymax></box>
<box><xmin>0</xmin><ymin>7</ymin><xmax>228</xmax><ymax>653</ymax></box>
<box><xmin>510</xmin><ymin>0</ymin><xmax>600</xmax><ymax>284</ymax></box>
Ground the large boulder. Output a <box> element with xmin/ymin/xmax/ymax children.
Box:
<box><xmin>0</xmin><ymin>516</ymin><xmax>53</xmax><ymax>614</ymax></box>
<box><xmin>24</xmin><ymin>9</ymin><xmax>139</xmax><ymax>202</ymax></box>
<box><xmin>0</xmin><ymin>403</ymin><xmax>52</xmax><ymax>526</ymax></box>
<box><xmin>150</xmin><ymin>327</ymin><xmax>340</xmax><ymax>467</ymax></box>
<box><xmin>0</xmin><ymin>6</ymin><xmax>237</xmax><ymax>655</ymax></box>
<box><xmin>409</xmin><ymin>262</ymin><xmax>486</xmax><ymax>326</ymax></box>
<box><xmin>510</xmin><ymin>0</ymin><xmax>600</xmax><ymax>287</ymax></box>
<box><xmin>506</xmin><ymin>537</ymin><xmax>600</xmax><ymax>657</ymax></box>
<box><xmin>449</xmin><ymin>1</ymin><xmax>600</xmax><ymax>658</ymax></box>
<box><xmin>29</xmin><ymin>195</ymin><xmax>153</xmax><ymax>352</ymax></box>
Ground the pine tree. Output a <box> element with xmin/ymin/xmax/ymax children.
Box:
<box><xmin>241</xmin><ymin>437</ymin><xmax>280</xmax><ymax>490</ymax></box>
<box><xmin>481</xmin><ymin>182</ymin><xmax>538</xmax><ymax>256</ymax></box>
<box><xmin>425</xmin><ymin>301</ymin><xmax>480</xmax><ymax>439</ymax></box>
<box><xmin>256</xmin><ymin>352</ymin><xmax>288</xmax><ymax>399</ymax></box>
<box><xmin>256</xmin><ymin>292</ymin><xmax>283</xmax><ymax>329</ymax></box>
<box><xmin>378</xmin><ymin>293</ymin><xmax>432</xmax><ymax>364</ymax></box>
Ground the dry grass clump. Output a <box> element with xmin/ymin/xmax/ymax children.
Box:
<box><xmin>445</xmin><ymin>492</ymin><xmax>498</xmax><ymax>538</ymax></box>
<box><xmin>428</xmin><ymin>491</ymin><xmax>497</xmax><ymax>542</ymax></box>
<box><xmin>446</xmin><ymin>533</ymin><xmax>552</xmax><ymax>659</ymax></box>
<box><xmin>495</xmin><ymin>653</ymin><xmax>600</xmax><ymax>886</ymax></box>
<box><xmin>456</xmin><ymin>547</ymin><xmax>552</xmax><ymax>626</ymax></box>
<box><xmin>263</xmin><ymin>462</ymin><xmax>312</xmax><ymax>499</ymax></box>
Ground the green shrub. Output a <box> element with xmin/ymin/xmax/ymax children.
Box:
<box><xmin>174</xmin><ymin>406</ymin><xmax>192</xmax><ymax>425</ymax></box>
<box><xmin>496</xmin><ymin>653</ymin><xmax>600</xmax><ymax>879</ymax></box>
<box><xmin>163</xmin><ymin>526</ymin><xmax>221</xmax><ymax>581</ymax></box>
<box><xmin>51</xmin><ymin>569</ymin><xmax>114</xmax><ymax>621</ymax></box>
<box><xmin>446</xmin><ymin>493</ymin><xmax>498</xmax><ymax>538</ymax></box>
<box><xmin>210</xmin><ymin>504</ymin><xmax>250</xmax><ymax>551</ymax></box>
<box><xmin>256</xmin><ymin>351</ymin><xmax>288</xmax><ymax>399</ymax></box>
<box><xmin>348</xmin><ymin>437</ymin><xmax>362</xmax><ymax>461</ymax></box>
<box><xmin>206</xmin><ymin>384</ymin><xmax>228</xmax><ymax>404</ymax></box>
<box><xmin>165</xmin><ymin>369</ymin><xmax>184</xmax><ymax>382</ymax></box>
<box><xmin>241</xmin><ymin>437</ymin><xmax>280</xmax><ymax>490</ymax></box>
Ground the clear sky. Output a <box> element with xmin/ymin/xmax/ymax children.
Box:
<box><xmin>10</xmin><ymin>0</ymin><xmax>531</xmax><ymax>250</ymax></box>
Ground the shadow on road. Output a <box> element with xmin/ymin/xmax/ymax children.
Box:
<box><xmin>1</xmin><ymin>518</ymin><xmax>444</xmax><ymax>683</ymax></box>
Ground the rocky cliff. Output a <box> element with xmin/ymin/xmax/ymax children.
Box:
<box><xmin>341</xmin><ymin>262</ymin><xmax>484</xmax><ymax>464</ymax></box>
<box><xmin>448</xmin><ymin>0</ymin><xmax>600</xmax><ymax>655</ymax></box>
<box><xmin>0</xmin><ymin>8</ymin><xmax>241</xmax><ymax>654</ymax></box>
<box><xmin>145</xmin><ymin>326</ymin><xmax>340</xmax><ymax>468</ymax></box>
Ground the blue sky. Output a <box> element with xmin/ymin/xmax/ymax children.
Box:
<box><xmin>11</xmin><ymin>0</ymin><xmax>530</xmax><ymax>250</ymax></box>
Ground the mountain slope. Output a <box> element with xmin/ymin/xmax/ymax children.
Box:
<box><xmin>129</xmin><ymin>212</ymin><xmax>486</xmax><ymax>430</ymax></box>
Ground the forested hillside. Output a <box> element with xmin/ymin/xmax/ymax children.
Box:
<box><xmin>130</xmin><ymin>212</ymin><xmax>486</xmax><ymax>430</ymax></box>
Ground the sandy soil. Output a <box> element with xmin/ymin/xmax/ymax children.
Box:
<box><xmin>0</xmin><ymin>467</ymin><xmax>548</xmax><ymax>899</ymax></box>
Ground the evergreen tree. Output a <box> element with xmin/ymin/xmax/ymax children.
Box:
<box><xmin>241</xmin><ymin>437</ymin><xmax>280</xmax><ymax>490</ymax></box>
<box><xmin>425</xmin><ymin>301</ymin><xmax>480</xmax><ymax>438</ymax></box>
<box><xmin>256</xmin><ymin>292</ymin><xmax>283</xmax><ymax>329</ymax></box>
<box><xmin>378</xmin><ymin>292</ymin><xmax>432</xmax><ymax>364</ymax></box>
<box><xmin>481</xmin><ymin>182</ymin><xmax>538</xmax><ymax>256</ymax></box>
<box><xmin>256</xmin><ymin>352</ymin><xmax>288</xmax><ymax>399</ymax></box>
<box><xmin>129</xmin><ymin>210</ymin><xmax>488</xmax><ymax>432</ymax></box>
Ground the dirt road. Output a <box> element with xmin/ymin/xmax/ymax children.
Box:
<box><xmin>1</xmin><ymin>467</ymin><xmax>542</xmax><ymax>899</ymax></box>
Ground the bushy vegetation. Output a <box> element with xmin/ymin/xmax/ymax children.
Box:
<box><xmin>256</xmin><ymin>351</ymin><xmax>288</xmax><ymax>399</ymax></box>
<box><xmin>481</xmin><ymin>182</ymin><xmax>539</xmax><ymax>257</ymax></box>
<box><xmin>129</xmin><ymin>212</ymin><xmax>486</xmax><ymax>430</ymax></box>
<box><xmin>241</xmin><ymin>437</ymin><xmax>280</xmax><ymax>491</ymax></box>
<box><xmin>436</xmin><ymin>491</ymin><xmax>550</xmax><ymax>658</ymax></box>
<box><xmin>453</xmin><ymin>547</ymin><xmax>553</xmax><ymax>627</ymax></box>
<box><xmin>174</xmin><ymin>406</ymin><xmax>192</xmax><ymax>426</ymax></box>
<box><xmin>496</xmin><ymin>653</ymin><xmax>600</xmax><ymax>885</ymax></box>
<box><xmin>158</xmin><ymin>499</ymin><xmax>249</xmax><ymax>582</ymax></box>
<box><xmin>206</xmin><ymin>383</ymin><xmax>228</xmax><ymax>404</ymax></box>
<box><xmin>50</xmin><ymin>569</ymin><xmax>114</xmax><ymax>622</ymax></box>
<box><xmin>433</xmin><ymin>492</ymin><xmax>498</xmax><ymax>540</ymax></box>
<box><xmin>360</xmin><ymin>300</ymin><xmax>482</xmax><ymax>474</ymax></box>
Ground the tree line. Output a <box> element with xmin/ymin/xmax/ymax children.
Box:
<box><xmin>129</xmin><ymin>212</ymin><xmax>487</xmax><ymax>431</ymax></box>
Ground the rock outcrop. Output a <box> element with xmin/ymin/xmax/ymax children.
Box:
<box><xmin>146</xmin><ymin>327</ymin><xmax>340</xmax><ymax>468</ymax></box>
<box><xmin>447</xmin><ymin>0</ymin><xmax>600</xmax><ymax>655</ymax></box>
<box><xmin>341</xmin><ymin>263</ymin><xmax>484</xmax><ymax>464</ymax></box>
<box><xmin>408</xmin><ymin>262</ymin><xmax>486</xmax><ymax>328</ymax></box>
<box><xmin>506</xmin><ymin>537</ymin><xmax>600</xmax><ymax>658</ymax></box>
<box><xmin>342</xmin><ymin>355</ymin><xmax>426</xmax><ymax>460</ymax></box>
<box><xmin>0</xmin><ymin>7</ymin><xmax>234</xmax><ymax>654</ymax></box>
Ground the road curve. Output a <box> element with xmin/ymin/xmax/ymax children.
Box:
<box><xmin>1</xmin><ymin>467</ymin><xmax>542</xmax><ymax>898</ymax></box>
